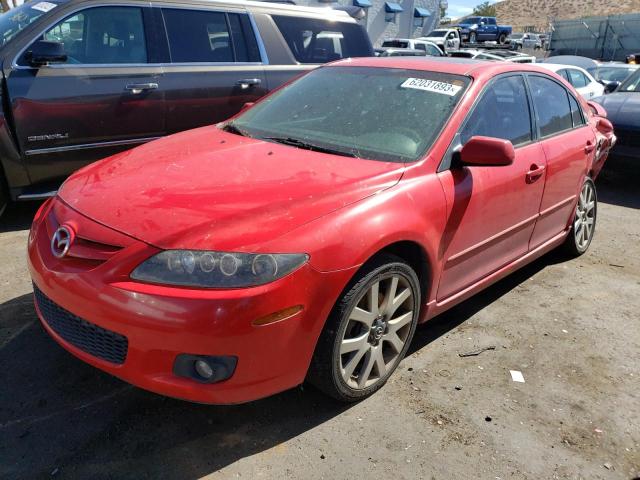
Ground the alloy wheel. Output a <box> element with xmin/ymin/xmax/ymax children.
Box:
<box><xmin>574</xmin><ymin>180</ymin><xmax>596</xmax><ymax>251</ymax></box>
<box><xmin>339</xmin><ymin>274</ymin><xmax>414</xmax><ymax>390</ymax></box>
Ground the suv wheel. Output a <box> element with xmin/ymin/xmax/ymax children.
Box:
<box><xmin>563</xmin><ymin>177</ymin><xmax>597</xmax><ymax>256</ymax></box>
<box><xmin>308</xmin><ymin>255</ymin><xmax>421</xmax><ymax>402</ymax></box>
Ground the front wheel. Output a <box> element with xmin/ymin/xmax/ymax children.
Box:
<box><xmin>469</xmin><ymin>32</ymin><xmax>477</xmax><ymax>43</ymax></box>
<box><xmin>563</xmin><ymin>177</ymin><xmax>597</xmax><ymax>256</ymax></box>
<box><xmin>308</xmin><ymin>255</ymin><xmax>421</xmax><ymax>402</ymax></box>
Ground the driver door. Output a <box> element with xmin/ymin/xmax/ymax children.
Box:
<box><xmin>6</xmin><ymin>5</ymin><xmax>164</xmax><ymax>187</ymax></box>
<box><xmin>436</xmin><ymin>74</ymin><xmax>546</xmax><ymax>300</ymax></box>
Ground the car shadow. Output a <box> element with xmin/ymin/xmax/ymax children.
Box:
<box><xmin>0</xmin><ymin>201</ymin><xmax>43</xmax><ymax>233</ymax></box>
<box><xmin>0</xmin><ymin>248</ymin><xmax>568</xmax><ymax>480</ymax></box>
<box><xmin>596</xmin><ymin>162</ymin><xmax>640</xmax><ymax>210</ymax></box>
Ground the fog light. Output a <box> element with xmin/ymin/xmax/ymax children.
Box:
<box><xmin>195</xmin><ymin>359</ymin><xmax>214</xmax><ymax>379</ymax></box>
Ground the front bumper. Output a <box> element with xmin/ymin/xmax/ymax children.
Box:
<box><xmin>27</xmin><ymin>198</ymin><xmax>356</xmax><ymax>404</ymax></box>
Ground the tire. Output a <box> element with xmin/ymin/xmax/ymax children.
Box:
<box><xmin>308</xmin><ymin>254</ymin><xmax>421</xmax><ymax>402</ymax></box>
<box><xmin>562</xmin><ymin>177</ymin><xmax>597</xmax><ymax>257</ymax></box>
<box><xmin>498</xmin><ymin>33</ymin><xmax>507</xmax><ymax>44</ymax></box>
<box><xmin>469</xmin><ymin>32</ymin><xmax>477</xmax><ymax>43</ymax></box>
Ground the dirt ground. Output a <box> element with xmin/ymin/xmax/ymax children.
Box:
<box><xmin>0</xmin><ymin>167</ymin><xmax>638</xmax><ymax>480</ymax></box>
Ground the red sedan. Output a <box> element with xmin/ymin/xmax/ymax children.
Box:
<box><xmin>28</xmin><ymin>58</ymin><xmax>613</xmax><ymax>403</ymax></box>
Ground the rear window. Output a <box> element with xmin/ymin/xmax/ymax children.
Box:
<box><xmin>272</xmin><ymin>15</ymin><xmax>372</xmax><ymax>64</ymax></box>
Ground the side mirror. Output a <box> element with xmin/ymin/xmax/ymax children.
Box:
<box><xmin>25</xmin><ymin>40</ymin><xmax>67</xmax><ymax>67</ymax></box>
<box><xmin>460</xmin><ymin>136</ymin><xmax>515</xmax><ymax>166</ymax></box>
<box><xmin>603</xmin><ymin>80</ymin><xmax>620</xmax><ymax>94</ymax></box>
<box><xmin>596</xmin><ymin>117</ymin><xmax>614</xmax><ymax>135</ymax></box>
<box><xmin>587</xmin><ymin>100</ymin><xmax>607</xmax><ymax>117</ymax></box>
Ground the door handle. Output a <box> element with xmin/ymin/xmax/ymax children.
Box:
<box><xmin>526</xmin><ymin>164</ymin><xmax>545</xmax><ymax>183</ymax></box>
<box><xmin>125</xmin><ymin>83</ymin><xmax>158</xmax><ymax>94</ymax></box>
<box><xmin>585</xmin><ymin>141</ymin><xmax>596</xmax><ymax>153</ymax></box>
<box><xmin>236</xmin><ymin>78</ymin><xmax>262</xmax><ymax>90</ymax></box>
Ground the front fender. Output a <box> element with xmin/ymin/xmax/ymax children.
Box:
<box><xmin>262</xmin><ymin>173</ymin><xmax>447</xmax><ymax>300</ymax></box>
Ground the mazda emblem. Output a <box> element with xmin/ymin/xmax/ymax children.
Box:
<box><xmin>51</xmin><ymin>225</ymin><xmax>74</xmax><ymax>259</ymax></box>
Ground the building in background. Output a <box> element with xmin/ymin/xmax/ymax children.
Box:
<box><xmin>294</xmin><ymin>0</ymin><xmax>443</xmax><ymax>46</ymax></box>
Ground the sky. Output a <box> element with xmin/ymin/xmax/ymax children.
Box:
<box><xmin>447</xmin><ymin>0</ymin><xmax>497</xmax><ymax>20</ymax></box>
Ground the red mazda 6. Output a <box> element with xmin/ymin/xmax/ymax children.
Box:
<box><xmin>28</xmin><ymin>58</ymin><xmax>614</xmax><ymax>403</ymax></box>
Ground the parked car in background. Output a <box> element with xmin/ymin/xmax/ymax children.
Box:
<box><xmin>448</xmin><ymin>49</ymin><xmax>534</xmax><ymax>63</ymax></box>
<box><xmin>509</xmin><ymin>33</ymin><xmax>542</xmax><ymax>50</ymax></box>
<box><xmin>542</xmin><ymin>55</ymin><xmax>597</xmax><ymax>75</ymax></box>
<box><xmin>593</xmin><ymin>68</ymin><xmax>640</xmax><ymax>162</ymax></box>
<box><xmin>28</xmin><ymin>58</ymin><xmax>612</xmax><ymax>404</ymax></box>
<box><xmin>593</xmin><ymin>63</ymin><xmax>639</xmax><ymax>92</ymax></box>
<box><xmin>0</xmin><ymin>0</ymin><xmax>373</xmax><ymax>215</ymax></box>
<box><xmin>537</xmin><ymin>64</ymin><xmax>604</xmax><ymax>100</ymax></box>
<box><xmin>418</xmin><ymin>28</ymin><xmax>460</xmax><ymax>53</ymax></box>
<box><xmin>451</xmin><ymin>16</ymin><xmax>512</xmax><ymax>44</ymax></box>
<box><xmin>377</xmin><ymin>48</ymin><xmax>428</xmax><ymax>57</ymax></box>
<box><xmin>380</xmin><ymin>38</ymin><xmax>443</xmax><ymax>56</ymax></box>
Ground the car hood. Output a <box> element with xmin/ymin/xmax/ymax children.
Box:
<box><xmin>59</xmin><ymin>126</ymin><xmax>405</xmax><ymax>251</ymax></box>
<box><xmin>593</xmin><ymin>92</ymin><xmax>640</xmax><ymax>128</ymax></box>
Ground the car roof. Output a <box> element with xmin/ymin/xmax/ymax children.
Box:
<box><xmin>536</xmin><ymin>63</ymin><xmax>587</xmax><ymax>72</ymax></box>
<box><xmin>331</xmin><ymin>57</ymin><xmax>562</xmax><ymax>79</ymax></box>
<box><xmin>64</xmin><ymin>0</ymin><xmax>354</xmax><ymax>20</ymax></box>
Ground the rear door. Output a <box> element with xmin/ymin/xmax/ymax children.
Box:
<box><xmin>6</xmin><ymin>4</ymin><xmax>164</xmax><ymax>187</ymax></box>
<box><xmin>436</xmin><ymin>74</ymin><xmax>546</xmax><ymax>300</ymax></box>
<box><xmin>527</xmin><ymin>74</ymin><xmax>595</xmax><ymax>249</ymax></box>
<box><xmin>158</xmin><ymin>7</ymin><xmax>267</xmax><ymax>133</ymax></box>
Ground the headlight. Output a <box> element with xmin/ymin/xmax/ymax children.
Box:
<box><xmin>130</xmin><ymin>250</ymin><xmax>309</xmax><ymax>288</ymax></box>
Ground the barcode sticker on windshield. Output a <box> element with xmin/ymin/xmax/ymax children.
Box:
<box><xmin>400</xmin><ymin>78</ymin><xmax>462</xmax><ymax>96</ymax></box>
<box><xmin>31</xmin><ymin>2</ymin><xmax>57</xmax><ymax>12</ymax></box>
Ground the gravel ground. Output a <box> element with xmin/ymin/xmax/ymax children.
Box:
<box><xmin>0</xmin><ymin>168</ymin><xmax>638</xmax><ymax>480</ymax></box>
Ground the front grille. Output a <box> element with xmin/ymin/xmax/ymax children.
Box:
<box><xmin>34</xmin><ymin>286</ymin><xmax>128</xmax><ymax>365</ymax></box>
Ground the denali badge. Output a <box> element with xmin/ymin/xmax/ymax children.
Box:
<box><xmin>51</xmin><ymin>225</ymin><xmax>75</xmax><ymax>258</ymax></box>
<box><xmin>28</xmin><ymin>133</ymin><xmax>69</xmax><ymax>142</ymax></box>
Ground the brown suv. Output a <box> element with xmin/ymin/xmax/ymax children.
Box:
<box><xmin>0</xmin><ymin>0</ymin><xmax>372</xmax><ymax>214</ymax></box>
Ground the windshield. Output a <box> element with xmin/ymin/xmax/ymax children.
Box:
<box><xmin>596</xmin><ymin>66</ymin><xmax>637</xmax><ymax>83</ymax></box>
<box><xmin>0</xmin><ymin>1</ymin><xmax>59</xmax><ymax>47</ymax></box>
<box><xmin>382</xmin><ymin>40</ymin><xmax>408</xmax><ymax>48</ymax></box>
<box><xmin>227</xmin><ymin>66</ymin><xmax>470</xmax><ymax>163</ymax></box>
<box><xmin>619</xmin><ymin>68</ymin><xmax>640</xmax><ymax>92</ymax></box>
<box><xmin>427</xmin><ymin>30</ymin><xmax>447</xmax><ymax>37</ymax></box>
<box><xmin>510</xmin><ymin>33</ymin><xmax>524</xmax><ymax>39</ymax></box>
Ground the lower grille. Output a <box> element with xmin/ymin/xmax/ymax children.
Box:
<box><xmin>34</xmin><ymin>286</ymin><xmax>128</xmax><ymax>365</ymax></box>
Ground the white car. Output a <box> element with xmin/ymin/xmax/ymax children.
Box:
<box><xmin>536</xmin><ymin>63</ymin><xmax>604</xmax><ymax>99</ymax></box>
<box><xmin>418</xmin><ymin>29</ymin><xmax>460</xmax><ymax>53</ymax></box>
<box><xmin>380</xmin><ymin>38</ymin><xmax>444</xmax><ymax>56</ymax></box>
<box><xmin>447</xmin><ymin>49</ymin><xmax>535</xmax><ymax>63</ymax></box>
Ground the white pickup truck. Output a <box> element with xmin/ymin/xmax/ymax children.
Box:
<box><xmin>418</xmin><ymin>29</ymin><xmax>461</xmax><ymax>53</ymax></box>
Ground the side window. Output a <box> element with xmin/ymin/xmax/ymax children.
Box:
<box><xmin>227</xmin><ymin>13</ymin><xmax>261</xmax><ymax>62</ymax></box>
<box><xmin>36</xmin><ymin>7</ymin><xmax>147</xmax><ymax>64</ymax></box>
<box><xmin>557</xmin><ymin>69</ymin><xmax>570</xmax><ymax>82</ymax></box>
<box><xmin>426</xmin><ymin>44</ymin><xmax>442</xmax><ymax>56</ymax></box>
<box><xmin>414</xmin><ymin>43</ymin><xmax>426</xmax><ymax>51</ymax></box>
<box><xmin>271</xmin><ymin>15</ymin><xmax>372</xmax><ymax>64</ymax></box>
<box><xmin>163</xmin><ymin>9</ymin><xmax>233</xmax><ymax>63</ymax></box>
<box><xmin>488</xmin><ymin>18</ymin><xmax>497</xmax><ymax>25</ymax></box>
<box><xmin>567</xmin><ymin>69</ymin><xmax>588</xmax><ymax>88</ymax></box>
<box><xmin>461</xmin><ymin>75</ymin><xmax>532</xmax><ymax>146</ymax></box>
<box><xmin>568</xmin><ymin>94</ymin><xmax>585</xmax><ymax>127</ymax></box>
<box><xmin>529</xmin><ymin>76</ymin><xmax>574</xmax><ymax>137</ymax></box>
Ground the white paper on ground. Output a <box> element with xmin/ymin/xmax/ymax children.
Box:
<box><xmin>510</xmin><ymin>370</ymin><xmax>525</xmax><ymax>383</ymax></box>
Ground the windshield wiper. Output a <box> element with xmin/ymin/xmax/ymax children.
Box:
<box><xmin>222</xmin><ymin>122</ymin><xmax>250</xmax><ymax>137</ymax></box>
<box><xmin>263</xmin><ymin>136</ymin><xmax>358</xmax><ymax>157</ymax></box>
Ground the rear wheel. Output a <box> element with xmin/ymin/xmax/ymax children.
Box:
<box><xmin>563</xmin><ymin>177</ymin><xmax>597</xmax><ymax>256</ymax></box>
<box><xmin>498</xmin><ymin>33</ymin><xmax>507</xmax><ymax>44</ymax></box>
<box><xmin>308</xmin><ymin>255</ymin><xmax>421</xmax><ymax>402</ymax></box>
